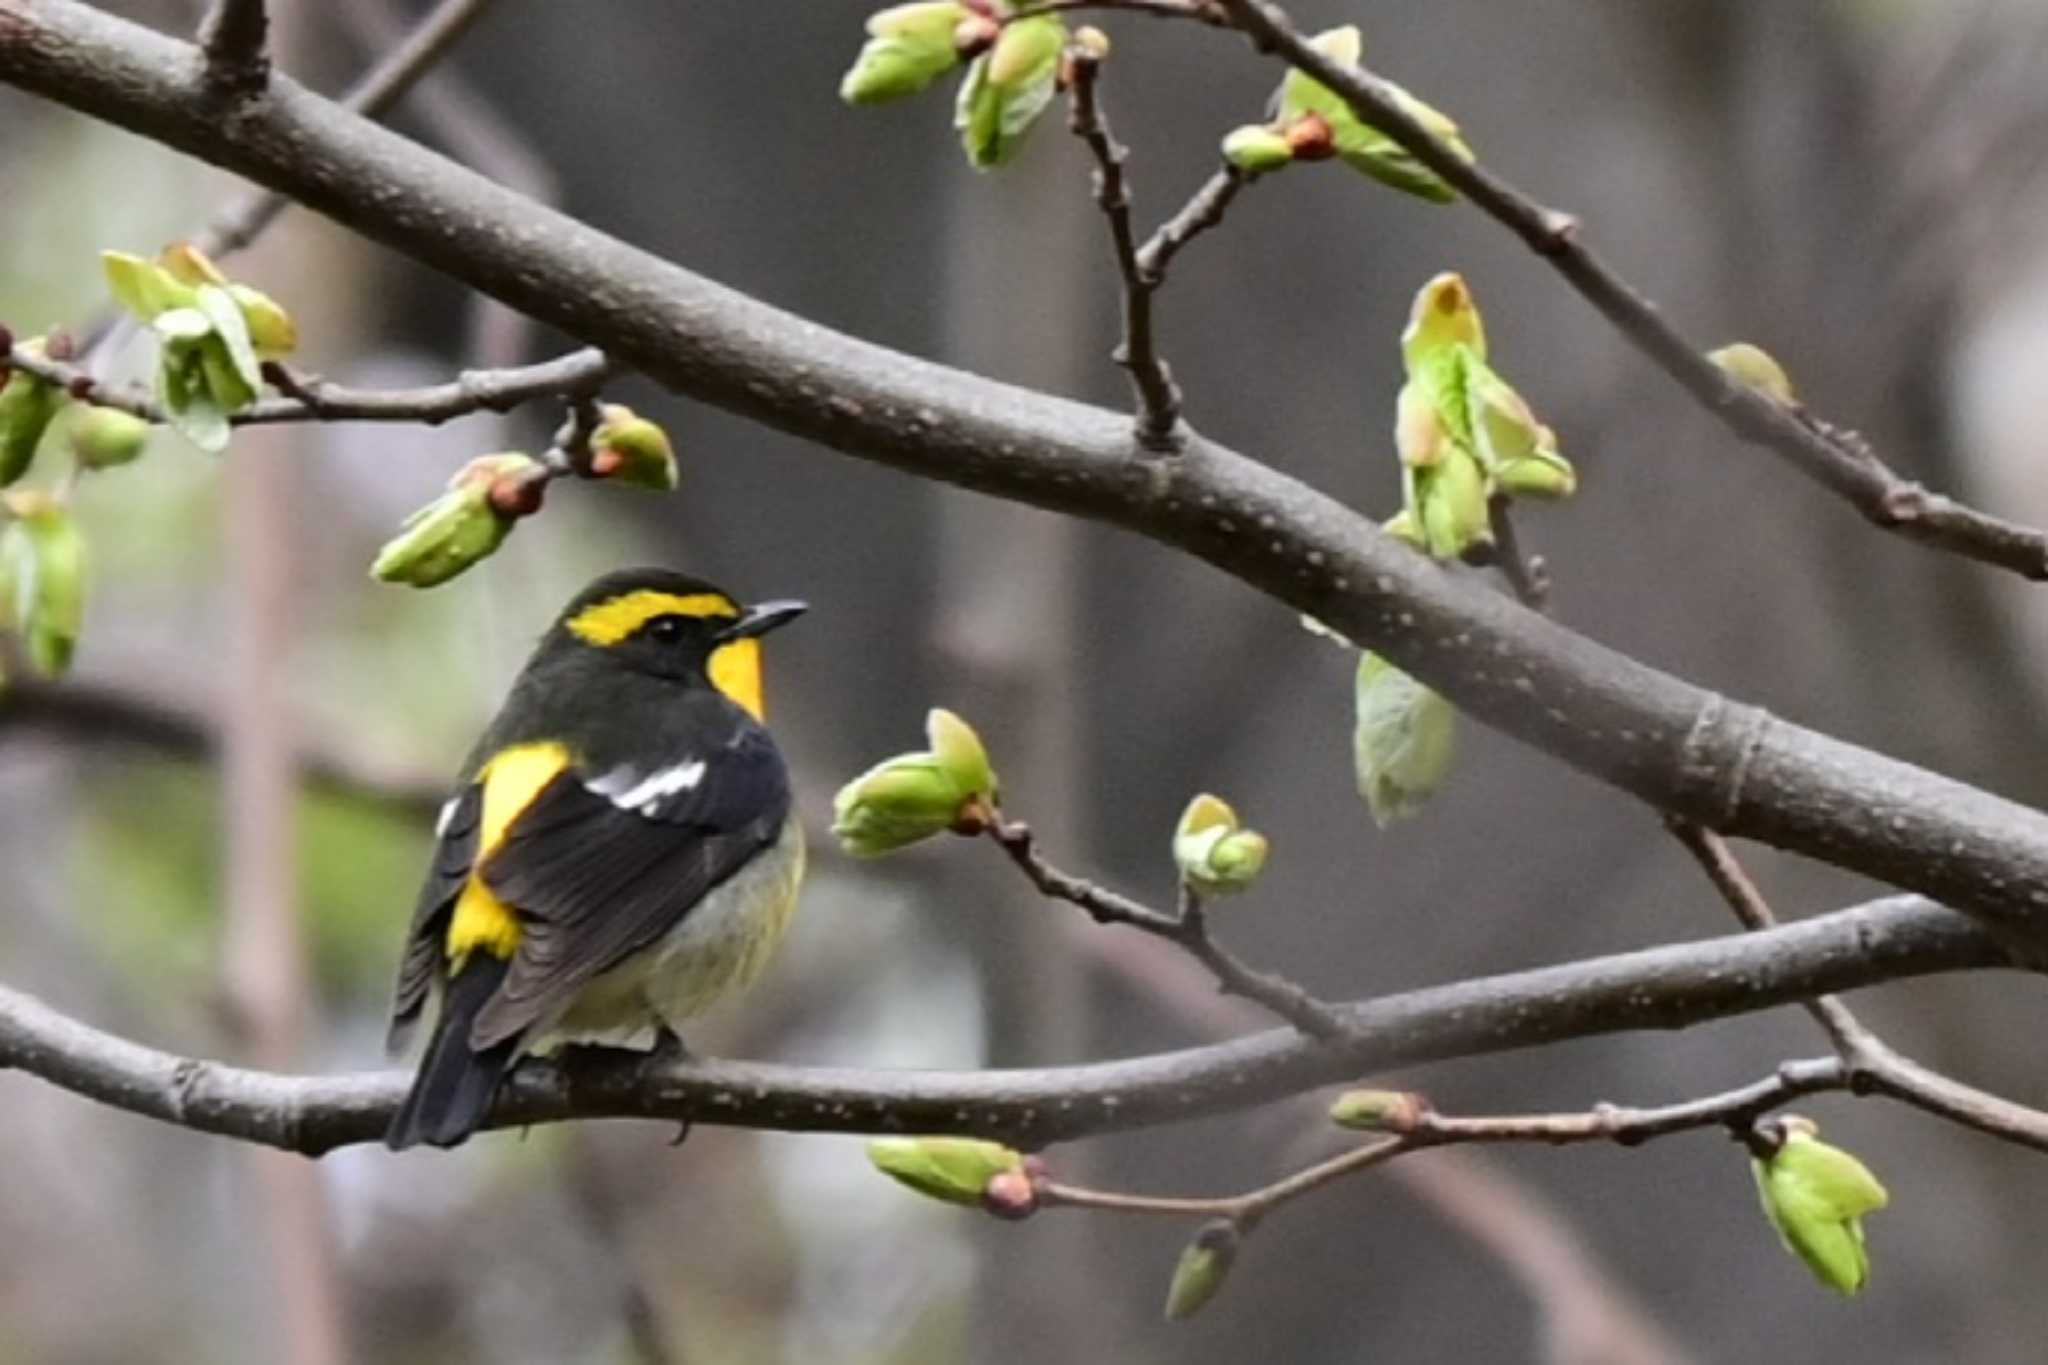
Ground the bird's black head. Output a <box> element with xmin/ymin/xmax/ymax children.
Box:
<box><xmin>545</xmin><ymin>568</ymin><xmax>806</xmax><ymax>718</ymax></box>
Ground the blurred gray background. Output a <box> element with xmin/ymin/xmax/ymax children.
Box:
<box><xmin>5</xmin><ymin>1</ymin><xmax>2048</xmax><ymax>1361</ymax></box>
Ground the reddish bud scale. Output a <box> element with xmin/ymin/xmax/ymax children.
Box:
<box><xmin>487</xmin><ymin>470</ymin><xmax>548</xmax><ymax>518</ymax></box>
<box><xmin>0</xmin><ymin>324</ymin><xmax>14</xmax><ymax>357</ymax></box>
<box><xmin>43</xmin><ymin>330</ymin><xmax>76</xmax><ymax>362</ymax></box>
<box><xmin>1284</xmin><ymin>112</ymin><xmax>1337</xmax><ymax>162</ymax></box>
<box><xmin>981</xmin><ymin>1169</ymin><xmax>1039</xmax><ymax>1221</ymax></box>
<box><xmin>954</xmin><ymin>14</ymin><xmax>999</xmax><ymax>58</ymax></box>
<box><xmin>590</xmin><ymin>447</ymin><xmax>624</xmax><ymax>478</ymax></box>
<box><xmin>949</xmin><ymin>797</ymin><xmax>993</xmax><ymax>837</ymax></box>
<box><xmin>66</xmin><ymin>377</ymin><xmax>96</xmax><ymax>402</ymax></box>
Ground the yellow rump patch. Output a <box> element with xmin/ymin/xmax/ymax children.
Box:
<box><xmin>566</xmin><ymin>590</ymin><xmax>737</xmax><ymax>646</ymax></box>
<box><xmin>709</xmin><ymin>638</ymin><xmax>765</xmax><ymax>721</ymax></box>
<box><xmin>446</xmin><ymin>740</ymin><xmax>569</xmax><ymax>962</ymax></box>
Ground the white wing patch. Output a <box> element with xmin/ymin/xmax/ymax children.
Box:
<box><xmin>589</xmin><ymin>760</ymin><xmax>707</xmax><ymax>815</ymax></box>
<box><xmin>434</xmin><ymin>796</ymin><xmax>461</xmax><ymax>838</ymax></box>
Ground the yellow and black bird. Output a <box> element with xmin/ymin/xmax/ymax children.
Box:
<box><xmin>385</xmin><ymin>568</ymin><xmax>807</xmax><ymax>1150</ymax></box>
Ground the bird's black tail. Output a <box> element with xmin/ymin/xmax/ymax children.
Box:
<box><xmin>385</xmin><ymin>954</ymin><xmax>519</xmax><ymax>1151</ymax></box>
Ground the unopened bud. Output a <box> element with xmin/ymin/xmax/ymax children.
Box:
<box><xmin>867</xmin><ymin>1136</ymin><xmax>1024</xmax><ymax>1207</ymax></box>
<box><xmin>587</xmin><ymin>403</ymin><xmax>679</xmax><ymax>491</ymax></box>
<box><xmin>370</xmin><ymin>453</ymin><xmax>542</xmax><ymax>588</ymax></box>
<box><xmin>1221</xmin><ymin>124</ymin><xmax>1294</xmax><ymax>174</ymax></box>
<box><xmin>1173</xmin><ymin>793</ymin><xmax>1269</xmax><ymax>895</ymax></box>
<box><xmin>1163</xmin><ymin>1220</ymin><xmax>1240</xmax><ymax>1320</ymax></box>
<box><xmin>841</xmin><ymin>1</ymin><xmax>970</xmax><ymax>104</ymax></box>
<box><xmin>66</xmin><ymin>405</ymin><xmax>152</xmax><ymax>471</ymax></box>
<box><xmin>1751</xmin><ymin>1115</ymin><xmax>1888</xmax><ymax>1295</ymax></box>
<box><xmin>1284</xmin><ymin>111</ymin><xmax>1337</xmax><ymax>161</ymax></box>
<box><xmin>953</xmin><ymin>12</ymin><xmax>1000</xmax><ymax>58</ymax></box>
<box><xmin>0</xmin><ymin>491</ymin><xmax>87</xmax><ymax>677</ymax></box>
<box><xmin>0</xmin><ymin>340</ymin><xmax>63</xmax><ymax>487</ymax></box>
<box><xmin>981</xmin><ymin>1167</ymin><xmax>1039</xmax><ymax>1220</ymax></box>
<box><xmin>1709</xmin><ymin>341</ymin><xmax>1797</xmax><ymax>405</ymax></box>
<box><xmin>1328</xmin><ymin>1088</ymin><xmax>1427</xmax><ymax>1132</ymax></box>
<box><xmin>831</xmin><ymin>707</ymin><xmax>999</xmax><ymax>857</ymax></box>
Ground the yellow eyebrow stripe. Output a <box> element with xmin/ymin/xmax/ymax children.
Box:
<box><xmin>566</xmin><ymin>590</ymin><xmax>738</xmax><ymax>646</ymax></box>
<box><xmin>446</xmin><ymin>740</ymin><xmax>569</xmax><ymax>962</ymax></box>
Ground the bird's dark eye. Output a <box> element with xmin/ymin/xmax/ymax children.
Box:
<box><xmin>646</xmin><ymin>615</ymin><xmax>687</xmax><ymax>645</ymax></box>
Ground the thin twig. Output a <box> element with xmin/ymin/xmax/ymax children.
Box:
<box><xmin>989</xmin><ymin>814</ymin><xmax>1377</xmax><ymax>1040</ymax></box>
<box><xmin>1133</xmin><ymin>166</ymin><xmax>1248</xmax><ymax>284</ymax></box>
<box><xmin>1483</xmin><ymin>494</ymin><xmax>1551</xmax><ymax>613</ymax></box>
<box><xmin>1037</xmin><ymin>1063</ymin><xmax>1847</xmax><ymax>1228</ymax></box>
<box><xmin>1063</xmin><ymin>42</ymin><xmax>1182</xmax><ymax>449</ymax></box>
<box><xmin>1006</xmin><ymin>0</ymin><xmax>1231</xmax><ymax>27</ymax></box>
<box><xmin>1211</xmin><ymin>0</ymin><xmax>2048</xmax><ymax>581</ymax></box>
<box><xmin>1665</xmin><ymin>817</ymin><xmax>2048</xmax><ymax>1152</ymax></box>
<box><xmin>198</xmin><ymin>0</ymin><xmax>503</xmax><ymax>260</ymax></box>
<box><xmin>0</xmin><ymin>336</ymin><xmax>612</xmax><ymax>429</ymax></box>
<box><xmin>196</xmin><ymin>0</ymin><xmax>269</xmax><ymax>94</ymax></box>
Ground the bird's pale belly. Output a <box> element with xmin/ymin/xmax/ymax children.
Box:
<box><xmin>538</xmin><ymin>818</ymin><xmax>806</xmax><ymax>1049</ymax></box>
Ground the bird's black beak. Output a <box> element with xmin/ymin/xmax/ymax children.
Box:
<box><xmin>717</xmin><ymin>599</ymin><xmax>808</xmax><ymax>643</ymax></box>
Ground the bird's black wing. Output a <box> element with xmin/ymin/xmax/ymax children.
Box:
<box><xmin>386</xmin><ymin>783</ymin><xmax>483</xmax><ymax>1050</ymax></box>
<box><xmin>466</xmin><ymin>727</ymin><xmax>790</xmax><ymax>1048</ymax></box>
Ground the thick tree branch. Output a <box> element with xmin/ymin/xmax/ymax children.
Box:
<box><xmin>0</xmin><ymin>896</ymin><xmax>2015</xmax><ymax>1155</ymax></box>
<box><xmin>10</xmin><ymin>4</ymin><xmax>2048</xmax><ymax>953</ymax></box>
<box><xmin>1212</xmin><ymin>0</ymin><xmax>2048</xmax><ymax>581</ymax></box>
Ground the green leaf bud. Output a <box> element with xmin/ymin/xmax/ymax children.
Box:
<box><xmin>831</xmin><ymin>708</ymin><xmax>998</xmax><ymax>857</ymax></box>
<box><xmin>1709</xmin><ymin>341</ymin><xmax>1797</xmax><ymax>405</ymax></box>
<box><xmin>0</xmin><ymin>341</ymin><xmax>64</xmax><ymax>487</ymax></box>
<box><xmin>369</xmin><ymin>454</ymin><xmax>542</xmax><ymax>588</ymax></box>
<box><xmin>1221</xmin><ymin>124</ymin><xmax>1295</xmax><ymax>174</ymax></box>
<box><xmin>65</xmin><ymin>405</ymin><xmax>152</xmax><ymax>471</ymax></box>
<box><xmin>587</xmin><ymin>403</ymin><xmax>679</xmax><ymax>491</ymax></box>
<box><xmin>1172</xmin><ymin>793</ymin><xmax>1269</xmax><ymax>895</ymax></box>
<box><xmin>226</xmin><ymin>283</ymin><xmax>298</xmax><ymax>359</ymax></box>
<box><xmin>1354</xmin><ymin>652</ymin><xmax>1458</xmax><ymax>827</ymax></box>
<box><xmin>840</xmin><ymin>2</ymin><xmax>968</xmax><ymax>105</ymax></box>
<box><xmin>101</xmin><ymin>250</ymin><xmax>198</xmax><ymax>321</ymax></box>
<box><xmin>831</xmin><ymin>758</ymin><xmax>966</xmax><ymax>856</ymax></box>
<box><xmin>926</xmin><ymin>706</ymin><xmax>995</xmax><ymax>804</ymax></box>
<box><xmin>954</xmin><ymin>16</ymin><xmax>1065</xmax><ymax>169</ymax></box>
<box><xmin>1328</xmin><ymin>1088</ymin><xmax>1426</xmax><ymax>1132</ymax></box>
<box><xmin>156</xmin><ymin>241</ymin><xmax>229</xmax><ymax>288</ymax></box>
<box><xmin>1273</xmin><ymin>27</ymin><xmax>1472</xmax><ymax>203</ymax></box>
<box><xmin>1163</xmin><ymin>1220</ymin><xmax>1240</xmax><ymax>1320</ymax></box>
<box><xmin>0</xmin><ymin>491</ymin><xmax>87</xmax><ymax>677</ymax></box>
<box><xmin>866</xmin><ymin>1136</ymin><xmax>1024</xmax><ymax>1207</ymax></box>
<box><xmin>1752</xmin><ymin>1117</ymin><xmax>1888</xmax><ymax>1296</ymax></box>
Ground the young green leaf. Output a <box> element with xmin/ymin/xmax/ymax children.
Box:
<box><xmin>1354</xmin><ymin>651</ymin><xmax>1458</xmax><ymax>827</ymax></box>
